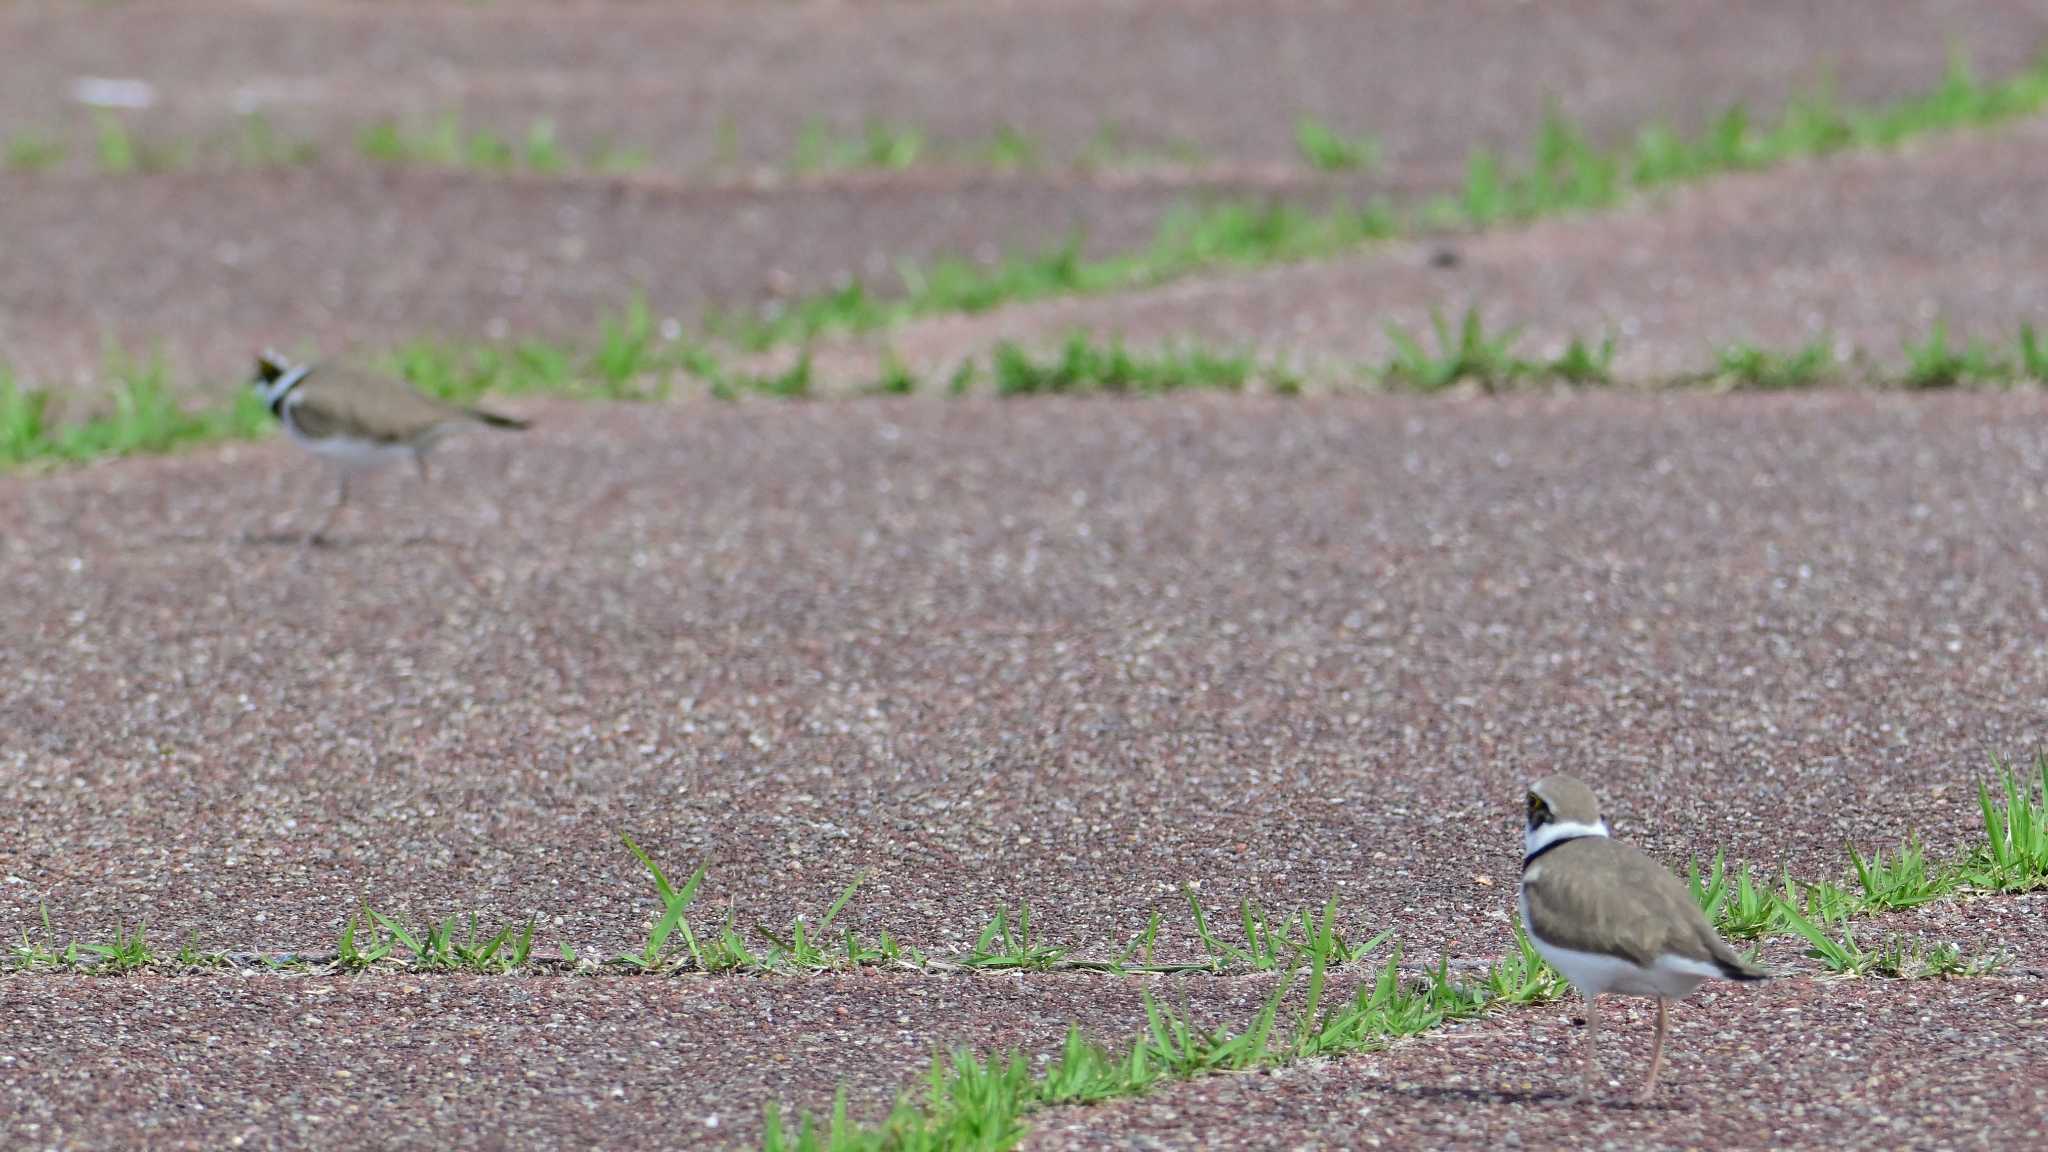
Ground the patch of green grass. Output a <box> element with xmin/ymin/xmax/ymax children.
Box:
<box><xmin>1872</xmin><ymin>935</ymin><xmax>2006</xmax><ymax>979</ymax></box>
<box><xmin>1901</xmin><ymin>319</ymin><xmax>2011</xmax><ymax>389</ymax></box>
<box><xmin>591</xmin><ymin>293</ymin><xmax>664</xmax><ymax>396</ymax></box>
<box><xmin>8</xmin><ymin>907</ymin><xmax>77</xmax><ymax>970</ymax></box>
<box><xmin>93</xmin><ymin>114</ymin><xmax>191</xmax><ymax>174</ymax></box>
<box><xmin>718</xmin><ymin>200</ymin><xmax>1402</xmax><ymax>352</ymax></box>
<box><xmin>974</xmin><ymin>124</ymin><xmax>1041</xmax><ymax>172</ymax></box>
<box><xmin>1294</xmin><ymin>116</ymin><xmax>1379</xmax><ymax>172</ymax></box>
<box><xmin>794</xmin><ymin>119</ymin><xmax>927</xmax><ymax>173</ymax></box>
<box><xmin>1783</xmin><ymin>874</ymin><xmax>1859</xmax><ymax>928</ymax></box>
<box><xmin>1778</xmin><ymin>908</ymin><xmax>2004</xmax><ymax>980</ymax></box>
<box><xmin>1448</xmin><ymin>110</ymin><xmax>1626</xmax><ymax>226</ymax></box>
<box><xmin>236</xmin><ymin>112</ymin><xmax>318</xmax><ymax>167</ymax></box>
<box><xmin>340</xmin><ymin>906</ymin><xmax>536</xmax><ymax>973</ymax></box>
<box><xmin>357</xmin><ymin>112</ymin><xmax>604</xmax><ymax>174</ymax></box>
<box><xmin>988</xmin><ymin>334</ymin><xmax>1259</xmax><ymax>396</ymax></box>
<box><xmin>7</xmin><ymin>116</ymin><xmax>316</xmax><ymax>174</ymax></box>
<box><xmin>1961</xmin><ymin>754</ymin><xmax>2048</xmax><ymax>892</ymax></box>
<box><xmin>4</xmin><ymin>130</ymin><xmax>67</xmax><ymax>172</ymax></box>
<box><xmin>0</xmin><ymin>345</ymin><xmax>273</xmax><ymax>467</ymax></box>
<box><xmin>388</xmin><ymin>296</ymin><xmax>674</xmax><ymax>403</ymax></box>
<box><xmin>0</xmin><ymin>366</ymin><xmax>55</xmax><ymax>465</ymax></box>
<box><xmin>1777</xmin><ymin>903</ymin><xmax>1880</xmax><ymax>975</ymax></box>
<box><xmin>1688</xmin><ymin>851</ymin><xmax>1788</xmax><ymax>939</ymax></box>
<box><xmin>1380</xmin><ymin>308</ymin><xmax>1527</xmax><ymax>392</ymax></box>
<box><xmin>1847</xmin><ymin>834</ymin><xmax>1953</xmax><ymax>911</ymax></box>
<box><xmin>593</xmin><ymin>140</ymin><xmax>652</xmax><ymax>175</ymax></box>
<box><xmin>2017</xmin><ymin>323</ymin><xmax>2048</xmax><ymax>380</ymax></box>
<box><xmin>94</xmin><ymin>112</ymin><xmax>137</xmax><ymax>172</ymax></box>
<box><xmin>522</xmin><ymin>119</ymin><xmax>566</xmax><ymax>174</ymax></box>
<box><xmin>14</xmin><ymin>313</ymin><xmax>2048</xmax><ymax>474</ymax></box>
<box><xmin>173</xmin><ymin>935</ymin><xmax>231</xmax><ymax>971</ymax></box>
<box><xmin>616</xmin><ymin>835</ymin><xmax>920</xmax><ymax>974</ymax></box>
<box><xmin>77</xmin><ymin>924</ymin><xmax>157</xmax><ymax>974</ymax></box>
<box><xmin>958</xmin><ymin>904</ymin><xmax>1069</xmax><ymax>971</ymax></box>
<box><xmin>1544</xmin><ymin>335</ymin><xmax>1616</xmax><ymax>385</ymax></box>
<box><xmin>1714</xmin><ymin>339</ymin><xmax>1836</xmax><ymax>389</ymax></box>
<box><xmin>866</xmin><ymin>353</ymin><xmax>921</xmax><ymax>396</ymax></box>
<box><xmin>735</xmin><ymin>353</ymin><xmax>816</xmax><ymax>399</ymax></box>
<box><xmin>1184</xmin><ymin>890</ymin><xmax>1393</xmax><ymax>973</ymax></box>
<box><xmin>8</xmin><ymin>906</ymin><xmax>157</xmax><ymax>973</ymax></box>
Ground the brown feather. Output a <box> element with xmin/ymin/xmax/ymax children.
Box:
<box><xmin>1524</xmin><ymin>837</ymin><xmax>1762</xmax><ymax>978</ymax></box>
<box><xmin>288</xmin><ymin>365</ymin><xmax>525</xmax><ymax>444</ymax></box>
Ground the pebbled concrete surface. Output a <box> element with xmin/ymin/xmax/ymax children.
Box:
<box><xmin>0</xmin><ymin>968</ymin><xmax>1320</xmax><ymax>1150</ymax></box>
<box><xmin>9</xmin><ymin>0</ymin><xmax>2048</xmax><ymax>387</ymax></box>
<box><xmin>7</xmin><ymin>5</ymin><xmax>2048</xmax><ymax>1150</ymax></box>
<box><xmin>6</xmin><ymin>394</ymin><xmax>2045</xmax><ymax>961</ymax></box>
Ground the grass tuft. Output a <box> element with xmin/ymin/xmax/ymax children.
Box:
<box><xmin>1294</xmin><ymin>117</ymin><xmax>1379</xmax><ymax>172</ymax></box>
<box><xmin>1687</xmin><ymin>850</ymin><xmax>1787</xmax><ymax>938</ymax></box>
<box><xmin>4</xmin><ymin>130</ymin><xmax>67</xmax><ymax>172</ymax></box>
<box><xmin>1545</xmin><ymin>335</ymin><xmax>1616</xmax><ymax>385</ymax></box>
<box><xmin>1380</xmin><ymin>308</ymin><xmax>1525</xmax><ymax>392</ymax></box>
<box><xmin>358</xmin><ymin>112</ymin><xmax>624</xmax><ymax>175</ymax></box>
<box><xmin>1901</xmin><ymin>319</ymin><xmax>2011</xmax><ymax>389</ymax></box>
<box><xmin>1714</xmin><ymin>339</ymin><xmax>1836</xmax><ymax>389</ymax></box>
<box><xmin>794</xmin><ymin>119</ymin><xmax>927</xmax><ymax>173</ymax></box>
<box><xmin>727</xmin><ymin>49</ymin><xmax>2048</xmax><ymax>353</ymax></box>
<box><xmin>988</xmin><ymin>334</ymin><xmax>1259</xmax><ymax>396</ymax></box>
<box><xmin>1962</xmin><ymin>754</ymin><xmax>2048</xmax><ymax>892</ymax></box>
<box><xmin>1847</xmin><ymin>834</ymin><xmax>1950</xmax><ymax>910</ymax></box>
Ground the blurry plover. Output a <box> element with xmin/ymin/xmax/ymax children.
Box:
<box><xmin>250</xmin><ymin>351</ymin><xmax>527</xmax><ymax>544</ymax></box>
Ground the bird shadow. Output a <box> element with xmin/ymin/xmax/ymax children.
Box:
<box><xmin>1370</xmin><ymin>1082</ymin><xmax>1687</xmax><ymax>1112</ymax></box>
<box><xmin>235</xmin><ymin>530</ymin><xmax>445</xmax><ymax>551</ymax></box>
<box><xmin>1373</xmin><ymin>1083</ymin><xmax>1570</xmax><ymax>1107</ymax></box>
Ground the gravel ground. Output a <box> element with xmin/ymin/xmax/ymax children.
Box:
<box><xmin>0</xmin><ymin>967</ymin><xmax>1330</xmax><ymax>1150</ymax></box>
<box><xmin>1022</xmin><ymin>973</ymin><xmax>2048</xmax><ymax>1151</ymax></box>
<box><xmin>809</xmin><ymin>117</ymin><xmax>2048</xmax><ymax>385</ymax></box>
<box><xmin>9</xmin><ymin>0</ymin><xmax>2044</xmax><ymax>179</ymax></box>
<box><xmin>8</xmin><ymin>6</ymin><xmax>2048</xmax><ymax>1148</ymax></box>
<box><xmin>6</xmin><ymin>394</ymin><xmax>2044</xmax><ymax>961</ymax></box>
<box><xmin>9</xmin><ymin>0</ymin><xmax>2048</xmax><ymax>387</ymax></box>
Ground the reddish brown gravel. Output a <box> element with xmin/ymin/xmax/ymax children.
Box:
<box><xmin>0</xmin><ymin>968</ymin><xmax>1351</xmax><ymax>1151</ymax></box>
<box><xmin>9</xmin><ymin>6</ymin><xmax>2048</xmax><ymax>1149</ymax></box>
<box><xmin>6</xmin><ymin>394</ymin><xmax>2045</xmax><ymax>961</ymax></box>
<box><xmin>11</xmin><ymin>0</ymin><xmax>2048</xmax><ymax>387</ymax></box>
<box><xmin>11</xmin><ymin>0</ymin><xmax>2046</xmax><ymax>180</ymax></box>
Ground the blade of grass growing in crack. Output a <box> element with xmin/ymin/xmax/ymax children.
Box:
<box><xmin>1965</xmin><ymin>754</ymin><xmax>2048</xmax><ymax>891</ymax></box>
<box><xmin>1380</xmin><ymin>308</ymin><xmax>1528</xmax><ymax>392</ymax></box>
<box><xmin>1713</xmin><ymin>339</ymin><xmax>1836</xmax><ymax>389</ymax></box>
<box><xmin>1847</xmin><ymin>834</ymin><xmax>1953</xmax><ymax>911</ymax></box>
<box><xmin>619</xmin><ymin>832</ymin><xmax>706</xmax><ymax>970</ymax></box>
